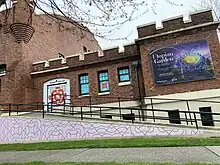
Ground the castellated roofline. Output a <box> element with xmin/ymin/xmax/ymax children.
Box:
<box><xmin>137</xmin><ymin>9</ymin><xmax>214</xmax><ymax>39</ymax></box>
<box><xmin>31</xmin><ymin>43</ymin><xmax>139</xmax><ymax>75</ymax></box>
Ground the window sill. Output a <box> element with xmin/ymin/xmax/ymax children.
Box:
<box><xmin>78</xmin><ymin>94</ymin><xmax>90</xmax><ymax>98</ymax></box>
<box><xmin>118</xmin><ymin>81</ymin><xmax>131</xmax><ymax>86</ymax></box>
<box><xmin>0</xmin><ymin>73</ymin><xmax>6</xmax><ymax>77</ymax></box>
<box><xmin>98</xmin><ymin>92</ymin><xmax>110</xmax><ymax>96</ymax></box>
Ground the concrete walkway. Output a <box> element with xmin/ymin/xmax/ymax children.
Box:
<box><xmin>0</xmin><ymin>146</ymin><xmax>220</xmax><ymax>164</ymax></box>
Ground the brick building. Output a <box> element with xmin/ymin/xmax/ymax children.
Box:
<box><xmin>1</xmin><ymin>1</ymin><xmax>220</xmax><ymax>116</ymax></box>
<box><xmin>31</xmin><ymin>9</ymin><xmax>220</xmax><ymax>109</ymax></box>
<box><xmin>0</xmin><ymin>0</ymin><xmax>101</xmax><ymax>104</ymax></box>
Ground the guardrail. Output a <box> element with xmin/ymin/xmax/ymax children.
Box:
<box><xmin>48</xmin><ymin>103</ymin><xmax>220</xmax><ymax>129</ymax></box>
<box><xmin>1</xmin><ymin>97</ymin><xmax>220</xmax><ymax>130</ymax></box>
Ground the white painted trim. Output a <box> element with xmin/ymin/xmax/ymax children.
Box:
<box><xmin>137</xmin><ymin>9</ymin><xmax>212</xmax><ymax>29</ymax></box>
<box><xmin>48</xmin><ymin>58</ymin><xmax>62</xmax><ymax>62</ymax></box>
<box><xmin>162</xmin><ymin>14</ymin><xmax>183</xmax><ymax>22</ymax></box>
<box><xmin>29</xmin><ymin>3</ymin><xmax>34</xmax><ymax>8</ymax></box>
<box><xmin>33</xmin><ymin>61</ymin><xmax>47</xmax><ymax>65</ymax></box>
<box><xmin>0</xmin><ymin>73</ymin><xmax>6</xmax><ymax>77</ymax></box>
<box><xmin>61</xmin><ymin>58</ymin><xmax>66</xmax><ymax>64</ymax></box>
<box><xmin>118</xmin><ymin>45</ymin><xmax>124</xmax><ymax>53</ymax></box>
<box><xmin>12</xmin><ymin>0</ymin><xmax>17</xmax><ymax>4</ymax></box>
<box><xmin>189</xmin><ymin>8</ymin><xmax>212</xmax><ymax>16</ymax></box>
<box><xmin>103</xmin><ymin>46</ymin><xmax>119</xmax><ymax>51</ymax></box>
<box><xmin>43</xmin><ymin>78</ymin><xmax>70</xmax><ymax>111</ymax></box>
<box><xmin>156</xmin><ymin>20</ymin><xmax>163</xmax><ymax>30</ymax></box>
<box><xmin>31</xmin><ymin>66</ymin><xmax>69</xmax><ymax>75</ymax></box>
<box><xmin>78</xmin><ymin>94</ymin><xmax>90</xmax><ymax>98</ymax></box>
<box><xmin>79</xmin><ymin>54</ymin><xmax>84</xmax><ymax>61</ymax></box>
<box><xmin>123</xmin><ymin>42</ymin><xmax>135</xmax><ymax>47</ymax></box>
<box><xmin>183</xmin><ymin>14</ymin><xmax>192</xmax><ymax>23</ymax></box>
<box><xmin>118</xmin><ymin>81</ymin><xmax>131</xmax><ymax>86</ymax></box>
<box><xmin>136</xmin><ymin>21</ymin><xmax>220</xmax><ymax>41</ymax></box>
<box><xmin>84</xmin><ymin>50</ymin><xmax>98</xmax><ymax>55</ymax></box>
<box><xmin>44</xmin><ymin>61</ymin><xmax>50</xmax><ymax>68</ymax></box>
<box><xmin>144</xmin><ymin>88</ymin><xmax>220</xmax><ymax>105</ymax></box>
<box><xmin>137</xmin><ymin>21</ymin><xmax>156</xmax><ymax>28</ymax></box>
<box><xmin>98</xmin><ymin>92</ymin><xmax>110</xmax><ymax>96</ymax></box>
<box><xmin>98</xmin><ymin>50</ymin><xmax>104</xmax><ymax>57</ymax></box>
<box><xmin>66</xmin><ymin>54</ymin><xmax>80</xmax><ymax>58</ymax></box>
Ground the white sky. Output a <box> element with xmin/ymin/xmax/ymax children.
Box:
<box><xmin>96</xmin><ymin>0</ymin><xmax>200</xmax><ymax>49</ymax></box>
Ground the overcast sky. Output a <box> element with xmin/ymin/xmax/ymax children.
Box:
<box><xmin>97</xmin><ymin>0</ymin><xmax>200</xmax><ymax>49</ymax></box>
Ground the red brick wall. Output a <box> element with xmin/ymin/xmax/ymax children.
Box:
<box><xmin>32</xmin><ymin>59</ymin><xmax>140</xmax><ymax>106</ymax></box>
<box><xmin>0</xmin><ymin>7</ymin><xmax>102</xmax><ymax>104</ymax></box>
<box><xmin>27</xmin><ymin>14</ymin><xmax>102</xmax><ymax>62</ymax></box>
<box><xmin>138</xmin><ymin>24</ymin><xmax>220</xmax><ymax>97</ymax></box>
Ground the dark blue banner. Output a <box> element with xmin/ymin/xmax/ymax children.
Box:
<box><xmin>150</xmin><ymin>40</ymin><xmax>215</xmax><ymax>85</ymax></box>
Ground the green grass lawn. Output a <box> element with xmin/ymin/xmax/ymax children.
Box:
<box><xmin>0</xmin><ymin>137</ymin><xmax>219</xmax><ymax>151</ymax></box>
<box><xmin>0</xmin><ymin>162</ymin><xmax>218</xmax><ymax>165</ymax></box>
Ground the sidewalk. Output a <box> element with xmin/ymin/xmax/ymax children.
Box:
<box><xmin>0</xmin><ymin>146</ymin><xmax>219</xmax><ymax>164</ymax></box>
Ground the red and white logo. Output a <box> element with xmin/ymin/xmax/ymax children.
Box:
<box><xmin>48</xmin><ymin>86</ymin><xmax>66</xmax><ymax>104</ymax></box>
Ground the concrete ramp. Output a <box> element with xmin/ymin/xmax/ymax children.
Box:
<box><xmin>0</xmin><ymin>116</ymin><xmax>206</xmax><ymax>144</ymax></box>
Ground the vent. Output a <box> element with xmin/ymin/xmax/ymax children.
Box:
<box><xmin>10</xmin><ymin>23</ymin><xmax>35</xmax><ymax>44</ymax></box>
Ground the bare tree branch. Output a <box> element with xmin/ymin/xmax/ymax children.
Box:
<box><xmin>196</xmin><ymin>0</ymin><xmax>220</xmax><ymax>20</ymax></box>
<box><xmin>1</xmin><ymin>0</ymin><xmax>181</xmax><ymax>40</ymax></box>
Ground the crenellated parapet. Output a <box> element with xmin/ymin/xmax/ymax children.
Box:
<box><xmin>31</xmin><ymin>43</ymin><xmax>139</xmax><ymax>75</ymax></box>
<box><xmin>137</xmin><ymin>9</ymin><xmax>214</xmax><ymax>39</ymax></box>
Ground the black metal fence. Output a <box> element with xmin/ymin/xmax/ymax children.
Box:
<box><xmin>47</xmin><ymin>104</ymin><xmax>220</xmax><ymax>129</ymax></box>
<box><xmin>1</xmin><ymin>95</ymin><xmax>220</xmax><ymax>130</ymax></box>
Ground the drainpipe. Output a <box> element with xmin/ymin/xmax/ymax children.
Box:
<box><xmin>133</xmin><ymin>61</ymin><xmax>142</xmax><ymax>108</ymax></box>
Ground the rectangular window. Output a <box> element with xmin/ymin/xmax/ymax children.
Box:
<box><xmin>98</xmin><ymin>71</ymin><xmax>110</xmax><ymax>93</ymax></box>
<box><xmin>0</xmin><ymin>64</ymin><xmax>6</xmax><ymax>75</ymax></box>
<box><xmin>79</xmin><ymin>74</ymin><xmax>89</xmax><ymax>95</ymax></box>
<box><xmin>118</xmin><ymin>67</ymin><xmax>130</xmax><ymax>82</ymax></box>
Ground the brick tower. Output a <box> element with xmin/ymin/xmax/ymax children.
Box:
<box><xmin>10</xmin><ymin>0</ymin><xmax>35</xmax><ymax>43</ymax></box>
<box><xmin>0</xmin><ymin>0</ymin><xmax>102</xmax><ymax>105</ymax></box>
<box><xmin>0</xmin><ymin>0</ymin><xmax>35</xmax><ymax>105</ymax></box>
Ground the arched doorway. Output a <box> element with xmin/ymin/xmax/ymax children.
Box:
<box><xmin>43</xmin><ymin>78</ymin><xmax>70</xmax><ymax>111</ymax></box>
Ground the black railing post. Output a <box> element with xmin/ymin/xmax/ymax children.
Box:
<box><xmin>184</xmin><ymin>112</ymin><xmax>188</xmax><ymax>125</ymax></box>
<box><xmin>42</xmin><ymin>103</ymin><xmax>45</xmax><ymax>118</ymax></box>
<box><xmin>16</xmin><ymin>104</ymin><xmax>19</xmax><ymax>115</ymax></box>
<box><xmin>140</xmin><ymin>97</ymin><xmax>145</xmax><ymax>121</ymax></box>
<box><xmin>9</xmin><ymin>104</ymin><xmax>11</xmax><ymax>116</ymax></box>
<box><xmin>89</xmin><ymin>96</ymin><xmax>92</xmax><ymax>117</ymax></box>
<box><xmin>72</xmin><ymin>106</ymin><xmax>74</xmax><ymax>116</ymax></box>
<box><xmin>150</xmin><ymin>98</ymin><xmax>155</xmax><ymax>122</ymax></box>
<box><xmin>51</xmin><ymin>95</ymin><xmax>53</xmax><ymax>113</ymax></box>
<box><xmin>138</xmin><ymin>108</ymin><xmax>141</xmax><ymax>121</ymax></box>
<box><xmin>47</xmin><ymin>102</ymin><xmax>49</xmax><ymax>113</ymax></box>
<box><xmin>131</xmin><ymin>109</ymin><xmax>134</xmax><ymax>124</ymax></box>
<box><xmin>80</xmin><ymin>107</ymin><xmax>83</xmax><ymax>120</ymax></box>
<box><xmin>143</xmin><ymin>108</ymin><xmax>146</xmax><ymax>121</ymax></box>
<box><xmin>100</xmin><ymin>107</ymin><xmax>102</xmax><ymax>118</ymax></box>
<box><xmin>193</xmin><ymin>112</ymin><xmax>198</xmax><ymax>130</ymax></box>
<box><xmin>186</xmin><ymin>100</ymin><xmax>193</xmax><ymax>125</ymax></box>
<box><xmin>36</xmin><ymin>102</ymin><xmax>39</xmax><ymax>110</ymax></box>
<box><xmin>63</xmin><ymin>94</ymin><xmax>66</xmax><ymax>114</ymax></box>
<box><xmin>118</xmin><ymin>97</ymin><xmax>121</xmax><ymax>119</ymax></box>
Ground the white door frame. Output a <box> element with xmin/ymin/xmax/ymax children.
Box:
<box><xmin>43</xmin><ymin>78</ymin><xmax>70</xmax><ymax>111</ymax></box>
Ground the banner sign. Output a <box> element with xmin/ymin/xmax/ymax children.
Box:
<box><xmin>150</xmin><ymin>40</ymin><xmax>215</xmax><ymax>85</ymax></box>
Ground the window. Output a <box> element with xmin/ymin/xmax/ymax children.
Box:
<box><xmin>118</xmin><ymin>67</ymin><xmax>130</xmax><ymax>82</ymax></box>
<box><xmin>79</xmin><ymin>74</ymin><xmax>89</xmax><ymax>95</ymax></box>
<box><xmin>0</xmin><ymin>64</ymin><xmax>6</xmax><ymax>75</ymax></box>
<box><xmin>98</xmin><ymin>71</ymin><xmax>110</xmax><ymax>93</ymax></box>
